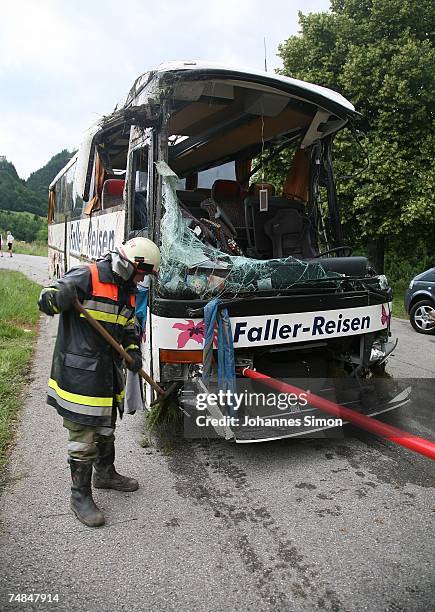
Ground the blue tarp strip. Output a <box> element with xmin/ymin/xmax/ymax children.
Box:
<box><xmin>203</xmin><ymin>298</ymin><xmax>237</xmax><ymax>416</ymax></box>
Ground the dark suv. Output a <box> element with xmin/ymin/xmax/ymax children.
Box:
<box><xmin>404</xmin><ymin>267</ymin><xmax>435</xmax><ymax>334</ymax></box>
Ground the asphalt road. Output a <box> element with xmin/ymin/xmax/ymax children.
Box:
<box><xmin>0</xmin><ymin>255</ymin><xmax>434</xmax><ymax>612</ymax></box>
<box><xmin>386</xmin><ymin>316</ymin><xmax>435</xmax><ymax>378</ymax></box>
<box><xmin>0</xmin><ymin>253</ymin><xmax>49</xmax><ymax>286</ymax></box>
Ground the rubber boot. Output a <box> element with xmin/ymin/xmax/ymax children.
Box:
<box><xmin>93</xmin><ymin>438</ymin><xmax>139</xmax><ymax>492</ymax></box>
<box><xmin>69</xmin><ymin>459</ymin><xmax>105</xmax><ymax>527</ymax></box>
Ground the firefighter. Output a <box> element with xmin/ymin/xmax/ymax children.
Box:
<box><xmin>38</xmin><ymin>238</ymin><xmax>160</xmax><ymax>528</ymax></box>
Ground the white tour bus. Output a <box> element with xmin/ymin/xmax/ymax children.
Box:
<box><xmin>48</xmin><ymin>61</ymin><xmax>402</xmax><ymax>442</ymax></box>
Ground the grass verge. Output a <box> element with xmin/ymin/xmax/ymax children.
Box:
<box><xmin>391</xmin><ymin>280</ymin><xmax>408</xmax><ymax>320</ymax></box>
<box><xmin>0</xmin><ymin>270</ymin><xmax>42</xmax><ymax>470</ymax></box>
<box><xmin>11</xmin><ymin>241</ymin><xmax>48</xmax><ymax>257</ymax></box>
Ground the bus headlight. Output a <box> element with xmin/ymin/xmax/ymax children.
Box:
<box><xmin>377</xmin><ymin>275</ymin><xmax>389</xmax><ymax>290</ymax></box>
<box><xmin>159</xmin><ymin>349</ymin><xmax>203</xmax><ymax>382</ymax></box>
<box><xmin>160</xmin><ymin>362</ymin><xmax>187</xmax><ymax>382</ymax></box>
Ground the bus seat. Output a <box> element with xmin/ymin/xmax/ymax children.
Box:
<box><xmin>248</xmin><ymin>182</ymin><xmax>276</xmax><ymax>196</ymax></box>
<box><xmin>176</xmin><ymin>189</ymin><xmax>207</xmax><ymax>219</ymax></box>
<box><xmin>211</xmin><ymin>180</ymin><xmax>245</xmax><ymax>229</ymax></box>
<box><xmin>194</xmin><ymin>187</ymin><xmax>211</xmax><ymax>198</ymax></box>
<box><xmin>177</xmin><ymin>190</ymin><xmax>206</xmax><ymax>205</ymax></box>
<box><xmin>102</xmin><ymin>179</ymin><xmax>125</xmax><ymax>209</ymax></box>
<box><xmin>244</xmin><ymin>196</ymin><xmax>308</xmax><ymax>256</ymax></box>
<box><xmin>264</xmin><ymin>209</ymin><xmax>316</xmax><ymax>259</ymax></box>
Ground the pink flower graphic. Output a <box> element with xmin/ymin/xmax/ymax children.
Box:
<box><xmin>172</xmin><ymin>320</ymin><xmax>218</xmax><ymax>349</ymax></box>
<box><xmin>381</xmin><ymin>305</ymin><xmax>391</xmax><ymax>326</ymax></box>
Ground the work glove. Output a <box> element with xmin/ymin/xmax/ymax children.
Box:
<box><xmin>38</xmin><ymin>288</ymin><xmax>59</xmax><ymax>316</ymax></box>
<box><xmin>125</xmin><ymin>348</ymin><xmax>142</xmax><ymax>373</ymax></box>
<box><xmin>55</xmin><ymin>283</ymin><xmax>77</xmax><ymax>312</ymax></box>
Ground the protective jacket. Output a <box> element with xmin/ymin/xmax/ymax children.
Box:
<box><xmin>40</xmin><ymin>255</ymin><xmax>140</xmax><ymax>427</ymax></box>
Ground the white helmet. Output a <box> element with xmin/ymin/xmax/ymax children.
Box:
<box><xmin>118</xmin><ymin>237</ymin><xmax>161</xmax><ymax>275</ymax></box>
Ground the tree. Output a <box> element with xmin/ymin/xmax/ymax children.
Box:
<box><xmin>0</xmin><ymin>160</ymin><xmax>44</xmax><ymax>216</ymax></box>
<box><xmin>26</xmin><ymin>149</ymin><xmax>74</xmax><ymax>203</ymax></box>
<box><xmin>0</xmin><ymin>210</ymin><xmax>46</xmax><ymax>243</ymax></box>
<box><xmin>277</xmin><ymin>0</ymin><xmax>435</xmax><ymax>273</ymax></box>
<box><xmin>0</xmin><ymin>149</ymin><xmax>74</xmax><ymax>217</ymax></box>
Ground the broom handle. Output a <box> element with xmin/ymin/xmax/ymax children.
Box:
<box><xmin>73</xmin><ymin>299</ymin><xmax>164</xmax><ymax>396</ymax></box>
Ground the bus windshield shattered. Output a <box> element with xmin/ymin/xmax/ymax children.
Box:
<box><xmin>153</xmin><ymin>65</ymin><xmax>363</xmax><ymax>300</ymax></box>
<box><xmin>157</xmin><ymin>160</ymin><xmax>340</xmax><ymax>301</ymax></box>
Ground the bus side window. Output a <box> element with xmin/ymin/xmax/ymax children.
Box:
<box><xmin>102</xmin><ymin>179</ymin><xmax>125</xmax><ymax>210</ymax></box>
<box><xmin>72</xmin><ymin>191</ymin><xmax>85</xmax><ymax>219</ymax></box>
<box><xmin>127</xmin><ymin>142</ymin><xmax>151</xmax><ymax>239</ymax></box>
<box><xmin>125</xmin><ymin>155</ymin><xmax>148</xmax><ymax>238</ymax></box>
<box><xmin>48</xmin><ymin>188</ymin><xmax>56</xmax><ymax>224</ymax></box>
<box><xmin>54</xmin><ymin>180</ymin><xmax>63</xmax><ymax>223</ymax></box>
<box><xmin>133</xmin><ymin>170</ymin><xmax>148</xmax><ymax>232</ymax></box>
<box><xmin>54</xmin><ymin>172</ymin><xmax>72</xmax><ymax>222</ymax></box>
<box><xmin>64</xmin><ymin>162</ymin><xmax>76</xmax><ymax>219</ymax></box>
<box><xmin>52</xmin><ymin>161</ymin><xmax>79</xmax><ymax>223</ymax></box>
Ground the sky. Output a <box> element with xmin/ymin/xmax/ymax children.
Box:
<box><xmin>0</xmin><ymin>0</ymin><xmax>331</xmax><ymax>179</ymax></box>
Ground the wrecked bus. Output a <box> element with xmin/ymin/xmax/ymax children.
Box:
<box><xmin>48</xmin><ymin>61</ymin><xmax>401</xmax><ymax>441</ymax></box>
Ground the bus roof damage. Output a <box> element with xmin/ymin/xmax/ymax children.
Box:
<box><xmin>73</xmin><ymin>62</ymin><xmax>367</xmax><ymax>300</ymax></box>
<box><xmin>75</xmin><ymin>61</ymin><xmax>356</xmax><ymax>189</ymax></box>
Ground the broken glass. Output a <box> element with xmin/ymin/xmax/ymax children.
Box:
<box><xmin>157</xmin><ymin>161</ymin><xmax>340</xmax><ymax>300</ymax></box>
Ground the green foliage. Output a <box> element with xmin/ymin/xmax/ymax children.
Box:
<box><xmin>0</xmin><ymin>161</ymin><xmax>44</xmax><ymax>216</ymax></box>
<box><xmin>0</xmin><ymin>150</ymin><xmax>74</xmax><ymax>217</ymax></box>
<box><xmin>391</xmin><ymin>280</ymin><xmax>409</xmax><ymax>319</ymax></box>
<box><xmin>385</xmin><ymin>233</ymin><xmax>435</xmax><ymax>282</ymax></box>
<box><xmin>277</xmin><ymin>0</ymin><xmax>435</xmax><ymax>260</ymax></box>
<box><xmin>0</xmin><ymin>210</ymin><xmax>46</xmax><ymax>243</ymax></box>
<box><xmin>0</xmin><ymin>271</ymin><xmax>41</xmax><ymax>469</ymax></box>
<box><xmin>13</xmin><ymin>242</ymin><xmax>48</xmax><ymax>257</ymax></box>
<box><xmin>36</xmin><ymin>225</ymin><xmax>48</xmax><ymax>243</ymax></box>
<box><xmin>145</xmin><ymin>397</ymin><xmax>182</xmax><ymax>432</ymax></box>
<box><xmin>26</xmin><ymin>149</ymin><xmax>74</xmax><ymax>203</ymax></box>
<box><xmin>0</xmin><ymin>150</ymin><xmax>60</xmax><ymax>241</ymax></box>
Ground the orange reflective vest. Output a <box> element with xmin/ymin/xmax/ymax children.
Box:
<box><xmin>89</xmin><ymin>263</ymin><xmax>135</xmax><ymax>307</ymax></box>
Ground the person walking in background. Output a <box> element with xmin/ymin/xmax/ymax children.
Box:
<box><xmin>0</xmin><ymin>233</ymin><xmax>3</xmax><ymax>257</ymax></box>
<box><xmin>6</xmin><ymin>231</ymin><xmax>14</xmax><ymax>257</ymax></box>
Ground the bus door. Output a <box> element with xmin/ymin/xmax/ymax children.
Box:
<box><xmin>126</xmin><ymin>126</ymin><xmax>156</xmax><ymax>406</ymax></box>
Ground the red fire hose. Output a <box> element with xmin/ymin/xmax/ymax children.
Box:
<box><xmin>240</xmin><ymin>368</ymin><xmax>435</xmax><ymax>461</ymax></box>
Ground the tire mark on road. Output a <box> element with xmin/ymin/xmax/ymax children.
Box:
<box><xmin>166</xmin><ymin>439</ymin><xmax>342</xmax><ymax>611</ymax></box>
